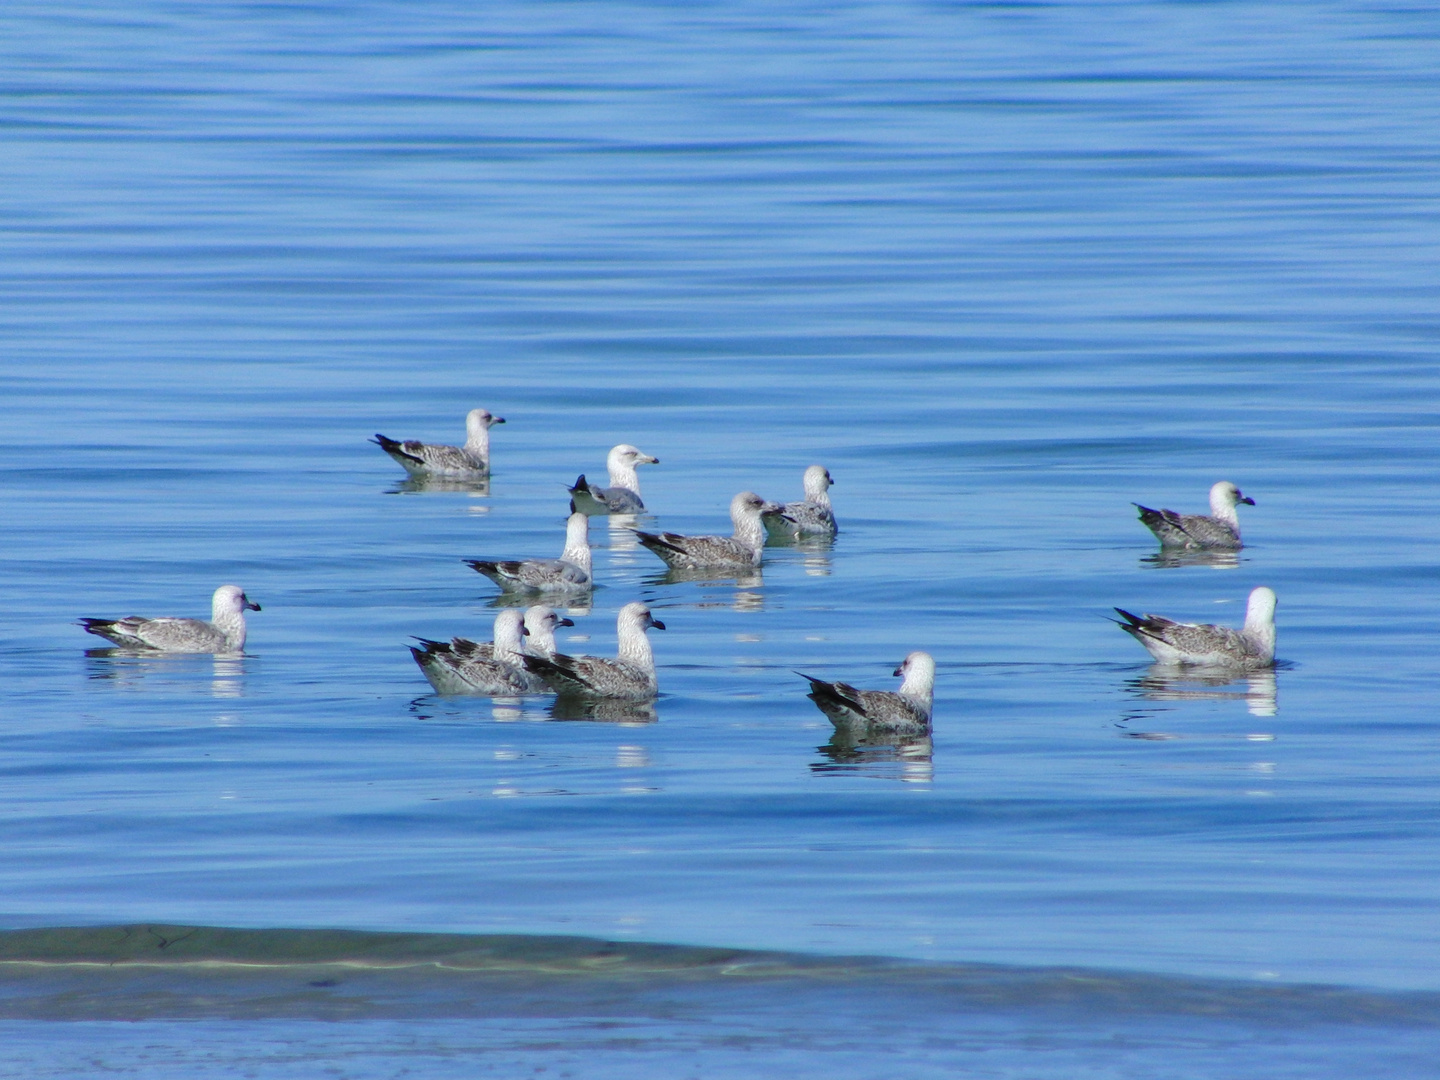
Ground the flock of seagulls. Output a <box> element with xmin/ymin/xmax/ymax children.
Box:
<box><xmin>78</xmin><ymin>406</ymin><xmax>1278</xmax><ymax>738</ymax></box>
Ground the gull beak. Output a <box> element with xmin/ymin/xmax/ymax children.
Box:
<box><xmin>1240</xmin><ymin>495</ymin><xmax>1255</xmax><ymax>505</ymax></box>
<box><xmin>892</xmin><ymin>661</ymin><xmax>906</xmax><ymax>676</ymax></box>
<box><xmin>650</xmin><ymin>617</ymin><xmax>667</xmax><ymax>631</ymax></box>
<box><xmin>520</xmin><ymin>625</ymin><xmax>530</xmax><ymax>636</ymax></box>
<box><xmin>647</xmin><ymin>455</ymin><xmax>659</xmax><ymax>465</ymax></box>
<box><xmin>493</xmin><ymin>416</ymin><xmax>506</xmax><ymax>425</ymax></box>
<box><xmin>244</xmin><ymin>597</ymin><xmax>262</xmax><ymax>612</ymax></box>
<box><xmin>558</xmin><ymin>617</ymin><xmax>575</xmax><ymax>627</ymax></box>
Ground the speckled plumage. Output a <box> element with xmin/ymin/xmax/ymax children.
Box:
<box><xmin>1115</xmin><ymin>586</ymin><xmax>1277</xmax><ymax>670</ymax></box>
<box><xmin>372</xmin><ymin>408</ymin><xmax>504</xmax><ymax>477</ymax></box>
<box><xmin>763</xmin><ymin>465</ymin><xmax>836</xmax><ymax>538</ymax></box>
<box><xmin>1134</xmin><ymin>481</ymin><xmax>1254</xmax><ymax>550</ymax></box>
<box><xmin>466</xmin><ymin>513</ymin><xmax>593</xmax><ymax>593</ymax></box>
<box><xmin>799</xmin><ymin>651</ymin><xmax>935</xmax><ymax>733</ymax></box>
<box><xmin>80</xmin><ymin>585</ymin><xmax>261</xmax><ymax>654</ymax></box>
<box><xmin>568</xmin><ymin>444</ymin><xmax>659</xmax><ymax>515</ymax></box>
<box><xmin>411</xmin><ymin>608</ymin><xmax>558</xmax><ymax>695</ymax></box>
<box><xmin>635</xmin><ymin>492</ymin><xmax>781</xmax><ymax>569</ymax></box>
<box><xmin>522</xmin><ymin>602</ymin><xmax>665</xmax><ymax>700</ymax></box>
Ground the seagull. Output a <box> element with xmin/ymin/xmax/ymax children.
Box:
<box><xmin>568</xmin><ymin>444</ymin><xmax>659</xmax><ymax>515</ymax></box>
<box><xmin>410</xmin><ymin>608</ymin><xmax>555</xmax><ymax>695</ymax></box>
<box><xmin>1134</xmin><ymin>481</ymin><xmax>1254</xmax><ymax>550</ymax></box>
<box><xmin>763</xmin><ymin>464</ymin><xmax>836</xmax><ymax>538</ymax></box>
<box><xmin>79</xmin><ymin>585</ymin><xmax>261</xmax><ymax>654</ymax></box>
<box><xmin>634</xmin><ymin>491</ymin><xmax>782</xmax><ymax>569</ymax></box>
<box><xmin>371</xmin><ymin>408</ymin><xmax>505</xmax><ymax>477</ymax></box>
<box><xmin>1114</xmin><ymin>586</ymin><xmax>1277</xmax><ymax>669</ymax></box>
<box><xmin>465</xmin><ymin>512</ymin><xmax>592</xmax><ymax>593</ymax></box>
<box><xmin>798</xmin><ymin>651</ymin><xmax>935</xmax><ymax>733</ymax></box>
<box><xmin>522</xmin><ymin>602</ymin><xmax>666</xmax><ymax>700</ymax></box>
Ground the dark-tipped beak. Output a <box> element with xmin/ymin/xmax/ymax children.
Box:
<box><xmin>245</xmin><ymin>598</ymin><xmax>262</xmax><ymax>612</ymax></box>
<box><xmin>892</xmin><ymin>666</ymin><xmax>903</xmax><ymax>676</ymax></box>
<box><xmin>558</xmin><ymin>617</ymin><xmax>575</xmax><ymax>627</ymax></box>
<box><xmin>520</xmin><ymin>625</ymin><xmax>530</xmax><ymax>636</ymax></box>
<box><xmin>649</xmin><ymin>456</ymin><xmax>660</xmax><ymax>465</ymax></box>
<box><xmin>494</xmin><ymin>416</ymin><xmax>506</xmax><ymax>424</ymax></box>
<box><xmin>1240</xmin><ymin>495</ymin><xmax>1255</xmax><ymax>505</ymax></box>
<box><xmin>650</xmin><ymin>618</ymin><xmax>667</xmax><ymax>631</ymax></box>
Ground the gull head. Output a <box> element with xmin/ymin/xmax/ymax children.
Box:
<box><xmin>466</xmin><ymin>408</ymin><xmax>505</xmax><ymax>436</ymax></box>
<box><xmin>893</xmin><ymin>650</ymin><xmax>935</xmax><ymax>683</ymax></box>
<box><xmin>213</xmin><ymin>585</ymin><xmax>261</xmax><ymax>618</ymax></box>
<box><xmin>619</xmin><ymin>601</ymin><xmax>666</xmax><ymax>633</ymax></box>
<box><xmin>803</xmin><ymin>464</ymin><xmax>834</xmax><ymax>499</ymax></box>
<box><xmin>731</xmin><ymin>491</ymin><xmax>783</xmax><ymax>524</ymax></box>
<box><xmin>1245</xmin><ymin>586</ymin><xmax>1277</xmax><ymax>629</ymax></box>
<box><xmin>1210</xmin><ymin>480</ymin><xmax>1254</xmax><ymax>512</ymax></box>
<box><xmin>492</xmin><ymin>607</ymin><xmax>527</xmax><ymax>652</ymax></box>
<box><xmin>524</xmin><ymin>606</ymin><xmax>575</xmax><ymax>636</ymax></box>
<box><xmin>609</xmin><ymin>444</ymin><xmax>659</xmax><ymax>469</ymax></box>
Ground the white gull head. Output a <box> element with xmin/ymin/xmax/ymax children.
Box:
<box><xmin>893</xmin><ymin>651</ymin><xmax>936</xmax><ymax>718</ymax></box>
<box><xmin>606</xmin><ymin>444</ymin><xmax>660</xmax><ymax>491</ymax></box>
<box><xmin>802</xmin><ymin>465</ymin><xmax>834</xmax><ymax>504</ymax></box>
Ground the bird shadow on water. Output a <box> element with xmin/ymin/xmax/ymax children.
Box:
<box><xmin>384</xmin><ymin>476</ymin><xmax>491</xmax><ymax>497</ymax></box>
<box><xmin>83</xmin><ymin>650</ymin><xmax>250</xmax><ymax>698</ymax></box>
<box><xmin>811</xmin><ymin>729</ymin><xmax>934</xmax><ymax>784</ymax></box>
<box><xmin>1114</xmin><ymin>665</ymin><xmax>1292</xmax><ymax>733</ymax></box>
<box><xmin>762</xmin><ymin>535</ymin><xmax>834</xmax><ymax>577</ymax></box>
<box><xmin>1140</xmin><ymin>550</ymin><xmax>1243</xmax><ymax>571</ymax></box>
<box><xmin>643</xmin><ymin>568</ymin><xmax>766</xmax><ymax>612</ymax></box>
<box><xmin>547</xmin><ymin>695</ymin><xmax>659</xmax><ymax>725</ymax></box>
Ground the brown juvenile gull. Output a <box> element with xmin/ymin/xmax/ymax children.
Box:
<box><xmin>799</xmin><ymin>651</ymin><xmax>935</xmax><ymax>734</ymax></box>
<box><xmin>567</xmin><ymin>444</ymin><xmax>659</xmax><ymax>515</ymax></box>
<box><xmin>1134</xmin><ymin>481</ymin><xmax>1255</xmax><ymax>550</ymax></box>
<box><xmin>763</xmin><ymin>464</ymin><xmax>836</xmax><ymax>539</ymax></box>
<box><xmin>1114</xmin><ymin>586</ymin><xmax>1277</xmax><ymax>669</ymax></box>
<box><xmin>635</xmin><ymin>491</ymin><xmax>782</xmax><ymax>570</ymax></box>
<box><xmin>465</xmin><ymin>512</ymin><xmax>592</xmax><ymax>593</ymax></box>
<box><xmin>371</xmin><ymin>408</ymin><xmax>505</xmax><ymax>477</ymax></box>
<box><xmin>411</xmin><ymin>607</ymin><xmax>557</xmax><ymax>695</ymax></box>
<box><xmin>79</xmin><ymin>585</ymin><xmax>261</xmax><ymax>654</ymax></box>
<box><xmin>522</xmin><ymin>602</ymin><xmax>666</xmax><ymax>700</ymax></box>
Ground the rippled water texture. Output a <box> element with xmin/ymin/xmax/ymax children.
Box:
<box><xmin>2</xmin><ymin>0</ymin><xmax>1439</xmax><ymax>1074</ymax></box>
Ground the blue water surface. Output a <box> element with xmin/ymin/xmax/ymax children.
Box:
<box><xmin>1</xmin><ymin>0</ymin><xmax>1439</xmax><ymax>1074</ymax></box>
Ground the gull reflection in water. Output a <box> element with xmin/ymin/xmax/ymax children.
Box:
<box><xmin>386</xmin><ymin>475</ymin><xmax>491</xmax><ymax>498</ymax></box>
<box><xmin>85</xmin><ymin>649</ymin><xmax>251</xmax><ymax>698</ymax></box>
<box><xmin>548</xmin><ymin>695</ymin><xmax>658</xmax><ymax>725</ymax></box>
<box><xmin>1141</xmin><ymin>550</ymin><xmax>1241</xmax><ymax>571</ymax></box>
<box><xmin>646</xmin><ymin>567</ymin><xmax>765</xmax><ymax>612</ymax></box>
<box><xmin>483</xmin><ymin>593</ymin><xmax>592</xmax><ymax>618</ymax></box>
<box><xmin>606</xmin><ymin>514</ymin><xmax>646</xmax><ymax>557</ymax></box>
<box><xmin>765</xmin><ymin>535</ymin><xmax>834</xmax><ymax>577</ymax></box>
<box><xmin>811</xmin><ymin>730</ymin><xmax>934</xmax><ymax>784</ymax></box>
<box><xmin>1125</xmin><ymin>666</ymin><xmax>1278</xmax><ymax>719</ymax></box>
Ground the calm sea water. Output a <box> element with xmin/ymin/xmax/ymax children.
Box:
<box><xmin>2</xmin><ymin>0</ymin><xmax>1439</xmax><ymax>1074</ymax></box>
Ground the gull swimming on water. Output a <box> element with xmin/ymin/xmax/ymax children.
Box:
<box><xmin>465</xmin><ymin>512</ymin><xmax>592</xmax><ymax>593</ymax></box>
<box><xmin>79</xmin><ymin>585</ymin><xmax>261</xmax><ymax>654</ymax></box>
<box><xmin>635</xmin><ymin>491</ymin><xmax>782</xmax><ymax>569</ymax></box>
<box><xmin>522</xmin><ymin>601</ymin><xmax>666</xmax><ymax>700</ymax></box>
<box><xmin>763</xmin><ymin>464</ymin><xmax>836</xmax><ymax>538</ymax></box>
<box><xmin>568</xmin><ymin>444</ymin><xmax>659</xmax><ymax>515</ymax></box>
<box><xmin>411</xmin><ymin>608</ymin><xmax>557</xmax><ymax>695</ymax></box>
<box><xmin>799</xmin><ymin>651</ymin><xmax>935</xmax><ymax>733</ymax></box>
<box><xmin>1114</xmin><ymin>586</ymin><xmax>1277</xmax><ymax>669</ymax></box>
<box><xmin>371</xmin><ymin>408</ymin><xmax>505</xmax><ymax>477</ymax></box>
<box><xmin>1134</xmin><ymin>481</ymin><xmax>1254</xmax><ymax>550</ymax></box>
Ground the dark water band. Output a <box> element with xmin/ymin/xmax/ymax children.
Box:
<box><xmin>1</xmin><ymin>924</ymin><xmax>1436</xmax><ymax>1026</ymax></box>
